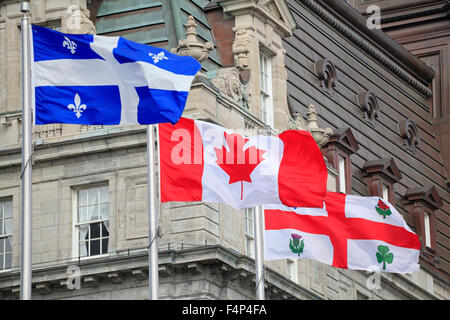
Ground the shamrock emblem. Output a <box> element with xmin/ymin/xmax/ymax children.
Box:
<box><xmin>376</xmin><ymin>245</ymin><xmax>394</xmax><ymax>270</ymax></box>
<box><xmin>289</xmin><ymin>233</ymin><xmax>304</xmax><ymax>257</ymax></box>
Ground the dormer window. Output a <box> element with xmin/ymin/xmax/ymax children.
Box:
<box><xmin>362</xmin><ymin>157</ymin><xmax>402</xmax><ymax>204</ymax></box>
<box><xmin>322</xmin><ymin>127</ymin><xmax>359</xmax><ymax>193</ymax></box>
<box><xmin>404</xmin><ymin>185</ymin><xmax>443</xmax><ymax>267</ymax></box>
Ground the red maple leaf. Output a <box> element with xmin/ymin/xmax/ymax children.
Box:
<box><xmin>214</xmin><ymin>132</ymin><xmax>266</xmax><ymax>200</ymax></box>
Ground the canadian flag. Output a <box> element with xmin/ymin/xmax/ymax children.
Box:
<box><xmin>264</xmin><ymin>192</ymin><xmax>421</xmax><ymax>273</ymax></box>
<box><xmin>158</xmin><ymin>117</ymin><xmax>328</xmax><ymax>209</ymax></box>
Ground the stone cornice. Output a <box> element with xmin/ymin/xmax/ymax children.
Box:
<box><xmin>291</xmin><ymin>0</ymin><xmax>434</xmax><ymax>98</ymax></box>
<box><xmin>0</xmin><ymin>244</ymin><xmax>322</xmax><ymax>300</ymax></box>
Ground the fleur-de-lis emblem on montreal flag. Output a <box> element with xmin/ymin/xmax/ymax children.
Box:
<box><xmin>62</xmin><ymin>36</ymin><xmax>77</xmax><ymax>54</ymax></box>
<box><xmin>149</xmin><ymin>51</ymin><xmax>168</xmax><ymax>63</ymax></box>
<box><xmin>289</xmin><ymin>234</ymin><xmax>304</xmax><ymax>257</ymax></box>
<box><xmin>67</xmin><ymin>93</ymin><xmax>87</xmax><ymax>118</ymax></box>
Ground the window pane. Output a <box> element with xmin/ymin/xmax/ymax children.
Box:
<box><xmin>4</xmin><ymin>253</ymin><xmax>11</xmax><ymax>269</ymax></box>
<box><xmin>4</xmin><ymin>201</ymin><xmax>12</xmax><ymax>218</ymax></box>
<box><xmin>101</xmin><ymin>238</ymin><xmax>109</xmax><ymax>254</ymax></box>
<box><xmin>100</xmin><ymin>203</ymin><xmax>109</xmax><ymax>220</ymax></box>
<box><xmin>79</xmin><ymin>241</ymin><xmax>88</xmax><ymax>257</ymax></box>
<box><xmin>0</xmin><ymin>254</ymin><xmax>3</xmax><ymax>270</ymax></box>
<box><xmin>100</xmin><ymin>186</ymin><xmax>109</xmax><ymax>204</ymax></box>
<box><xmin>4</xmin><ymin>218</ymin><xmax>12</xmax><ymax>234</ymax></box>
<box><xmin>88</xmin><ymin>205</ymin><xmax>99</xmax><ymax>221</ymax></box>
<box><xmin>79</xmin><ymin>224</ymin><xmax>89</xmax><ymax>241</ymax></box>
<box><xmin>78</xmin><ymin>190</ymin><xmax>87</xmax><ymax>207</ymax></box>
<box><xmin>90</xmin><ymin>223</ymin><xmax>101</xmax><ymax>239</ymax></box>
<box><xmin>101</xmin><ymin>221</ymin><xmax>109</xmax><ymax>238</ymax></box>
<box><xmin>90</xmin><ymin>239</ymin><xmax>101</xmax><ymax>256</ymax></box>
<box><xmin>4</xmin><ymin>237</ymin><xmax>12</xmax><ymax>253</ymax></box>
<box><xmin>0</xmin><ymin>203</ymin><xmax>3</xmax><ymax>220</ymax></box>
<box><xmin>0</xmin><ymin>238</ymin><xmax>3</xmax><ymax>254</ymax></box>
<box><xmin>78</xmin><ymin>206</ymin><xmax>87</xmax><ymax>223</ymax></box>
<box><xmin>88</xmin><ymin>187</ymin><xmax>98</xmax><ymax>206</ymax></box>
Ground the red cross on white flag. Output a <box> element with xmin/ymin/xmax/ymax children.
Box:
<box><xmin>264</xmin><ymin>192</ymin><xmax>421</xmax><ymax>273</ymax></box>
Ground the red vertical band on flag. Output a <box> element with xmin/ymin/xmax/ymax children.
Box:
<box><xmin>159</xmin><ymin>117</ymin><xmax>204</xmax><ymax>202</ymax></box>
<box><xmin>277</xmin><ymin>130</ymin><xmax>328</xmax><ymax>208</ymax></box>
<box><xmin>324</xmin><ymin>192</ymin><xmax>348</xmax><ymax>268</ymax></box>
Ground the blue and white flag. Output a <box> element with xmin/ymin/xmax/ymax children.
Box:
<box><xmin>31</xmin><ymin>25</ymin><xmax>201</xmax><ymax>125</ymax></box>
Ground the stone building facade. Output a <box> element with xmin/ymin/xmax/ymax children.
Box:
<box><xmin>0</xmin><ymin>0</ymin><xmax>448</xmax><ymax>300</ymax></box>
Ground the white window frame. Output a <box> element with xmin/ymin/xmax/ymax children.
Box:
<box><xmin>338</xmin><ymin>155</ymin><xmax>346</xmax><ymax>193</ymax></box>
<box><xmin>244</xmin><ymin>208</ymin><xmax>255</xmax><ymax>258</ymax></box>
<box><xmin>72</xmin><ymin>184</ymin><xmax>110</xmax><ymax>260</ymax></box>
<box><xmin>0</xmin><ymin>198</ymin><xmax>13</xmax><ymax>271</ymax></box>
<box><xmin>259</xmin><ymin>51</ymin><xmax>274</xmax><ymax>128</ymax></box>
<box><xmin>382</xmin><ymin>184</ymin><xmax>389</xmax><ymax>202</ymax></box>
<box><xmin>424</xmin><ymin>211</ymin><xmax>431</xmax><ymax>248</ymax></box>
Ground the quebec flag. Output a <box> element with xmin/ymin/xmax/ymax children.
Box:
<box><xmin>31</xmin><ymin>25</ymin><xmax>202</xmax><ymax>125</ymax></box>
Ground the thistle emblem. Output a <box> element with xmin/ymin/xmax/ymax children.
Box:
<box><xmin>67</xmin><ymin>93</ymin><xmax>87</xmax><ymax>118</ymax></box>
<box><xmin>149</xmin><ymin>51</ymin><xmax>168</xmax><ymax>63</ymax></box>
<box><xmin>376</xmin><ymin>245</ymin><xmax>394</xmax><ymax>270</ymax></box>
<box><xmin>375</xmin><ymin>199</ymin><xmax>392</xmax><ymax>219</ymax></box>
<box><xmin>289</xmin><ymin>234</ymin><xmax>304</xmax><ymax>256</ymax></box>
<box><xmin>62</xmin><ymin>36</ymin><xmax>77</xmax><ymax>54</ymax></box>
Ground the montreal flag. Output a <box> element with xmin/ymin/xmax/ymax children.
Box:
<box><xmin>158</xmin><ymin>117</ymin><xmax>328</xmax><ymax>209</ymax></box>
<box><xmin>31</xmin><ymin>25</ymin><xmax>201</xmax><ymax>125</ymax></box>
<box><xmin>264</xmin><ymin>192</ymin><xmax>421</xmax><ymax>274</ymax></box>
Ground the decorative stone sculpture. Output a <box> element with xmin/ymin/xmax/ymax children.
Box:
<box><xmin>232</xmin><ymin>27</ymin><xmax>252</xmax><ymax>83</ymax></box>
<box><xmin>211</xmin><ymin>67</ymin><xmax>244</xmax><ymax>103</ymax></box>
<box><xmin>171</xmin><ymin>16</ymin><xmax>214</xmax><ymax>63</ymax></box>
<box><xmin>63</xmin><ymin>4</ymin><xmax>96</xmax><ymax>34</ymax></box>
<box><xmin>306</xmin><ymin>104</ymin><xmax>333</xmax><ymax>147</ymax></box>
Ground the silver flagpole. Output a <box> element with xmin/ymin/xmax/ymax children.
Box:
<box><xmin>254</xmin><ymin>205</ymin><xmax>265</xmax><ymax>300</ymax></box>
<box><xmin>20</xmin><ymin>1</ymin><xmax>32</xmax><ymax>300</ymax></box>
<box><xmin>147</xmin><ymin>124</ymin><xmax>159</xmax><ymax>300</ymax></box>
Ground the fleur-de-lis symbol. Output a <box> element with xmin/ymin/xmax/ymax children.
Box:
<box><xmin>149</xmin><ymin>51</ymin><xmax>168</xmax><ymax>63</ymax></box>
<box><xmin>62</xmin><ymin>36</ymin><xmax>77</xmax><ymax>54</ymax></box>
<box><xmin>67</xmin><ymin>93</ymin><xmax>87</xmax><ymax>118</ymax></box>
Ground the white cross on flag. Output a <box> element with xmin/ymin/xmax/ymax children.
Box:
<box><xmin>264</xmin><ymin>192</ymin><xmax>421</xmax><ymax>273</ymax></box>
<box><xmin>31</xmin><ymin>25</ymin><xmax>201</xmax><ymax>125</ymax></box>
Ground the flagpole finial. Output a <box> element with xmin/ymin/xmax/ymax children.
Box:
<box><xmin>20</xmin><ymin>2</ymin><xmax>30</xmax><ymax>13</ymax></box>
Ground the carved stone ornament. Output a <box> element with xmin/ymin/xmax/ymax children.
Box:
<box><xmin>231</xmin><ymin>26</ymin><xmax>252</xmax><ymax>83</ymax></box>
<box><xmin>306</xmin><ymin>105</ymin><xmax>333</xmax><ymax>147</ymax></box>
<box><xmin>314</xmin><ymin>59</ymin><xmax>337</xmax><ymax>95</ymax></box>
<box><xmin>288</xmin><ymin>104</ymin><xmax>332</xmax><ymax>146</ymax></box>
<box><xmin>64</xmin><ymin>5</ymin><xmax>96</xmax><ymax>34</ymax></box>
<box><xmin>211</xmin><ymin>67</ymin><xmax>244</xmax><ymax>103</ymax></box>
<box><xmin>170</xmin><ymin>15</ymin><xmax>214</xmax><ymax>63</ymax></box>
<box><xmin>357</xmin><ymin>91</ymin><xmax>379</xmax><ymax>125</ymax></box>
<box><xmin>398</xmin><ymin>119</ymin><xmax>420</xmax><ymax>153</ymax></box>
